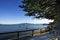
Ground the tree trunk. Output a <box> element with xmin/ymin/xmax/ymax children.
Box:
<box><xmin>55</xmin><ymin>0</ymin><xmax>60</xmax><ymax>40</ymax></box>
<box><xmin>56</xmin><ymin>1</ymin><xmax>60</xmax><ymax>30</ymax></box>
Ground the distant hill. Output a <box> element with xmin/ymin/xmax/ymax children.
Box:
<box><xmin>0</xmin><ymin>23</ymin><xmax>48</xmax><ymax>29</ymax></box>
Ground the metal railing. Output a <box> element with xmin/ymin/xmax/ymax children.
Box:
<box><xmin>0</xmin><ymin>28</ymin><xmax>46</xmax><ymax>40</ymax></box>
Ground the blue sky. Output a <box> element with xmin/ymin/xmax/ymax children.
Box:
<box><xmin>0</xmin><ymin>0</ymin><xmax>53</xmax><ymax>24</ymax></box>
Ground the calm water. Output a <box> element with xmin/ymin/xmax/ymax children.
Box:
<box><xmin>0</xmin><ymin>24</ymin><xmax>48</xmax><ymax>33</ymax></box>
<box><xmin>0</xmin><ymin>24</ymin><xmax>48</xmax><ymax>39</ymax></box>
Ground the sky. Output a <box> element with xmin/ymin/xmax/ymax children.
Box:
<box><xmin>0</xmin><ymin>0</ymin><xmax>53</xmax><ymax>24</ymax></box>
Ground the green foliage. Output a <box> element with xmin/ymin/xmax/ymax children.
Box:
<box><xmin>19</xmin><ymin>0</ymin><xmax>58</xmax><ymax>20</ymax></box>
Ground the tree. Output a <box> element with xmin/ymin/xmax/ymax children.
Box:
<box><xmin>19</xmin><ymin>0</ymin><xmax>58</xmax><ymax>19</ymax></box>
<box><xmin>19</xmin><ymin>0</ymin><xmax>60</xmax><ymax>39</ymax></box>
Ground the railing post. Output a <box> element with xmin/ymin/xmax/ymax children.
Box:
<box><xmin>17</xmin><ymin>32</ymin><xmax>19</xmax><ymax>40</ymax></box>
<box><xmin>40</xmin><ymin>29</ymin><xmax>41</xmax><ymax>35</ymax></box>
<box><xmin>32</xmin><ymin>30</ymin><xmax>34</xmax><ymax>36</ymax></box>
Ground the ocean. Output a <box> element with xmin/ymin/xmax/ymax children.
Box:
<box><xmin>0</xmin><ymin>23</ymin><xmax>48</xmax><ymax>40</ymax></box>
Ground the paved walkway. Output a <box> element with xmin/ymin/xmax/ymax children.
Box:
<box><xmin>15</xmin><ymin>33</ymin><xmax>54</xmax><ymax>40</ymax></box>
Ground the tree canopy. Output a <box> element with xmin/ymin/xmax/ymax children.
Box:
<box><xmin>19</xmin><ymin>0</ymin><xmax>58</xmax><ymax>20</ymax></box>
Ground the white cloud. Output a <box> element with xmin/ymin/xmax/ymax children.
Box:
<box><xmin>27</xmin><ymin>19</ymin><xmax>54</xmax><ymax>24</ymax></box>
<box><xmin>0</xmin><ymin>18</ymin><xmax>54</xmax><ymax>24</ymax></box>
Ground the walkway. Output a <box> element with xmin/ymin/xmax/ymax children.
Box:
<box><xmin>15</xmin><ymin>33</ymin><xmax>53</xmax><ymax>40</ymax></box>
